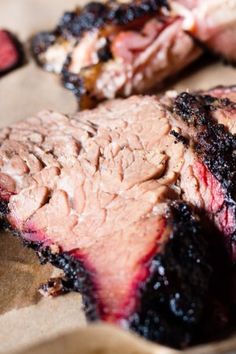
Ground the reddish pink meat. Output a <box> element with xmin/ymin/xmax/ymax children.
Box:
<box><xmin>194</xmin><ymin>162</ymin><xmax>225</xmax><ymax>213</ymax></box>
<box><xmin>0</xmin><ymin>98</ymin><xmax>179</xmax><ymax>322</ymax></box>
<box><xmin>32</xmin><ymin>1</ymin><xmax>202</xmax><ymax>106</ymax></box>
<box><xmin>0</xmin><ymin>30</ymin><xmax>23</xmax><ymax>75</ymax></box>
<box><xmin>171</xmin><ymin>88</ymin><xmax>236</xmax><ymax>261</ymax></box>
<box><xmin>111</xmin><ymin>18</ymin><xmax>172</xmax><ymax>63</ymax></box>
<box><xmin>193</xmin><ymin>161</ymin><xmax>236</xmax><ymax>260</ymax></box>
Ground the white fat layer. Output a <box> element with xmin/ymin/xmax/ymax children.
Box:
<box><xmin>44</xmin><ymin>40</ymin><xmax>74</xmax><ymax>73</ymax></box>
<box><xmin>171</xmin><ymin>1</ymin><xmax>195</xmax><ymax>30</ymax></box>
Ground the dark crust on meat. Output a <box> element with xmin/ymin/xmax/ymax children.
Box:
<box><xmin>0</xmin><ymin>199</ymin><xmax>212</xmax><ymax>348</ymax></box>
<box><xmin>0</xmin><ymin>30</ymin><xmax>24</xmax><ymax>77</ymax></box>
<box><xmin>0</xmin><ymin>198</ymin><xmax>235</xmax><ymax>348</ymax></box>
<box><xmin>62</xmin><ymin>64</ymin><xmax>85</xmax><ymax>98</ymax></box>
<box><xmin>129</xmin><ymin>202</ymin><xmax>212</xmax><ymax>348</ymax></box>
<box><xmin>31</xmin><ymin>0</ymin><xmax>170</xmax><ymax>107</ymax></box>
<box><xmin>57</xmin><ymin>0</ymin><xmax>169</xmax><ymax>38</ymax></box>
<box><xmin>32</xmin><ymin>0</ymin><xmax>169</xmax><ymax>62</ymax></box>
<box><xmin>173</xmin><ymin>92</ymin><xmax>236</xmax><ymax>201</ymax></box>
<box><xmin>0</xmin><ymin>199</ymin><xmax>99</xmax><ymax>320</ymax></box>
<box><xmin>97</xmin><ymin>39</ymin><xmax>113</xmax><ymax>62</ymax></box>
<box><xmin>35</xmin><ymin>246</ymin><xmax>100</xmax><ymax>320</ymax></box>
<box><xmin>62</xmin><ymin>61</ymin><xmax>104</xmax><ymax>109</ymax></box>
<box><xmin>39</xmin><ymin>277</ymin><xmax>70</xmax><ymax>297</ymax></box>
<box><xmin>170</xmin><ymin>130</ymin><xmax>189</xmax><ymax>146</ymax></box>
<box><xmin>173</xmin><ymin>92</ymin><xmax>236</xmax><ymax>254</ymax></box>
<box><xmin>31</xmin><ymin>32</ymin><xmax>57</xmax><ymax>63</ymax></box>
<box><xmin>24</xmin><ymin>239</ymin><xmax>100</xmax><ymax>321</ymax></box>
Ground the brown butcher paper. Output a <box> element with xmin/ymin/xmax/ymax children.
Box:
<box><xmin>0</xmin><ymin>1</ymin><xmax>236</xmax><ymax>353</ymax></box>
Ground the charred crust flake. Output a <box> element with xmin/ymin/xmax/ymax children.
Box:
<box><xmin>129</xmin><ymin>202</ymin><xmax>212</xmax><ymax>348</ymax></box>
<box><xmin>39</xmin><ymin>277</ymin><xmax>70</xmax><ymax>297</ymax></box>
<box><xmin>61</xmin><ymin>70</ymin><xmax>98</xmax><ymax>110</ymax></box>
<box><xmin>97</xmin><ymin>39</ymin><xmax>112</xmax><ymax>62</ymax></box>
<box><xmin>170</xmin><ymin>130</ymin><xmax>189</xmax><ymax>146</ymax></box>
<box><xmin>61</xmin><ymin>61</ymin><xmax>102</xmax><ymax>109</ymax></box>
<box><xmin>35</xmin><ymin>246</ymin><xmax>100</xmax><ymax>321</ymax></box>
<box><xmin>173</xmin><ymin>92</ymin><xmax>208</xmax><ymax>126</ymax></box>
<box><xmin>31</xmin><ymin>31</ymin><xmax>56</xmax><ymax>61</ymax></box>
<box><xmin>62</xmin><ymin>67</ymin><xmax>85</xmax><ymax>98</ymax></box>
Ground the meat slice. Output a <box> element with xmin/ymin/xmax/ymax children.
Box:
<box><xmin>161</xmin><ymin>87</ymin><xmax>236</xmax><ymax>260</ymax></box>
<box><xmin>31</xmin><ymin>0</ymin><xmax>236</xmax><ymax>107</ymax></box>
<box><xmin>32</xmin><ymin>0</ymin><xmax>170</xmax><ymax>74</ymax></box>
<box><xmin>32</xmin><ymin>0</ymin><xmax>201</xmax><ymax>108</ymax></box>
<box><xmin>0</xmin><ymin>30</ymin><xmax>24</xmax><ymax>76</ymax></box>
<box><xmin>174</xmin><ymin>0</ymin><xmax>236</xmax><ymax>62</ymax></box>
<box><xmin>0</xmin><ymin>93</ymin><xmax>235</xmax><ymax>347</ymax></box>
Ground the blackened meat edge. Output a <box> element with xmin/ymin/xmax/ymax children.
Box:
<box><xmin>58</xmin><ymin>0</ymin><xmax>169</xmax><ymax>36</ymax></box>
<box><xmin>173</xmin><ymin>92</ymin><xmax>236</xmax><ymax>259</ymax></box>
<box><xmin>32</xmin><ymin>0</ymin><xmax>169</xmax><ymax>60</ymax></box>
<box><xmin>0</xmin><ymin>199</ymin><xmax>100</xmax><ymax>321</ymax></box>
<box><xmin>1</xmin><ymin>198</ymin><xmax>233</xmax><ymax>348</ymax></box>
<box><xmin>130</xmin><ymin>202</ymin><xmax>212</xmax><ymax>348</ymax></box>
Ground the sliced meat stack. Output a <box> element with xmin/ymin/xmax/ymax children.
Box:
<box><xmin>0</xmin><ymin>30</ymin><xmax>24</xmax><ymax>77</ymax></box>
<box><xmin>32</xmin><ymin>0</ymin><xmax>202</xmax><ymax>108</ymax></box>
<box><xmin>0</xmin><ymin>86</ymin><xmax>235</xmax><ymax>348</ymax></box>
<box><xmin>32</xmin><ymin>0</ymin><xmax>236</xmax><ymax>107</ymax></box>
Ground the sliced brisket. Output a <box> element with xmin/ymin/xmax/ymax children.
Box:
<box><xmin>32</xmin><ymin>0</ymin><xmax>201</xmax><ymax>108</ymax></box>
<box><xmin>166</xmin><ymin>89</ymin><xmax>236</xmax><ymax>261</ymax></box>
<box><xmin>0</xmin><ymin>89</ymin><xmax>235</xmax><ymax>347</ymax></box>
<box><xmin>32</xmin><ymin>0</ymin><xmax>236</xmax><ymax>107</ymax></box>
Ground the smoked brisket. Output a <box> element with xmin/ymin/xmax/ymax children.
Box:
<box><xmin>0</xmin><ymin>87</ymin><xmax>235</xmax><ymax>347</ymax></box>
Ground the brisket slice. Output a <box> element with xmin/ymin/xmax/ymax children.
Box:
<box><xmin>164</xmin><ymin>88</ymin><xmax>236</xmax><ymax>261</ymax></box>
<box><xmin>0</xmin><ymin>92</ymin><xmax>235</xmax><ymax>347</ymax></box>
<box><xmin>32</xmin><ymin>0</ymin><xmax>201</xmax><ymax>108</ymax></box>
<box><xmin>31</xmin><ymin>0</ymin><xmax>236</xmax><ymax>108</ymax></box>
<box><xmin>32</xmin><ymin>0</ymin><xmax>170</xmax><ymax>72</ymax></box>
<box><xmin>0</xmin><ymin>30</ymin><xmax>24</xmax><ymax>77</ymax></box>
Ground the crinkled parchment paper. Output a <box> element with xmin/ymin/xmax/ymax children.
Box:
<box><xmin>0</xmin><ymin>1</ymin><xmax>236</xmax><ymax>353</ymax></box>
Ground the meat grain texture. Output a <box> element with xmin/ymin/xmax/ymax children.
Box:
<box><xmin>0</xmin><ymin>87</ymin><xmax>236</xmax><ymax>348</ymax></box>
